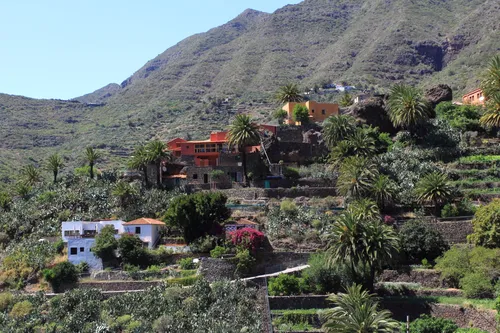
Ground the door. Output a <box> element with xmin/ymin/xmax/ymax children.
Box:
<box><xmin>203</xmin><ymin>174</ymin><xmax>209</xmax><ymax>184</ymax></box>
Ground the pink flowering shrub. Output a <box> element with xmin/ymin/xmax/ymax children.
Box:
<box><xmin>229</xmin><ymin>228</ymin><xmax>265</xmax><ymax>251</ymax></box>
<box><xmin>384</xmin><ymin>215</ymin><xmax>395</xmax><ymax>225</ymax></box>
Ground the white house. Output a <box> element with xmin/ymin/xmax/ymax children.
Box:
<box><xmin>63</xmin><ymin>218</ymin><xmax>165</xmax><ymax>270</ymax></box>
<box><xmin>122</xmin><ymin>218</ymin><xmax>165</xmax><ymax>249</ymax></box>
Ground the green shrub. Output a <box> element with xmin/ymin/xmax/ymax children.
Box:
<box><xmin>280</xmin><ymin>199</ymin><xmax>298</xmax><ymax>213</ymax></box>
<box><xmin>234</xmin><ymin>248</ymin><xmax>255</xmax><ymax>277</ymax></box>
<box><xmin>468</xmin><ymin>199</ymin><xmax>500</xmax><ymax>248</ymax></box>
<box><xmin>178</xmin><ymin>257</ymin><xmax>197</xmax><ymax>270</ymax></box>
<box><xmin>460</xmin><ymin>272</ymin><xmax>494</xmax><ymax>299</ymax></box>
<box><xmin>210</xmin><ymin>246</ymin><xmax>227</xmax><ymax>258</ymax></box>
<box><xmin>75</xmin><ymin>262</ymin><xmax>89</xmax><ymax>274</ymax></box>
<box><xmin>293</xmin><ymin>104</ymin><xmax>310</xmax><ymax>124</ymax></box>
<box><xmin>43</xmin><ymin>261</ymin><xmax>78</xmax><ymax>292</ymax></box>
<box><xmin>0</xmin><ymin>292</ymin><xmax>13</xmax><ymax>311</ymax></box>
<box><xmin>399</xmin><ymin>220</ymin><xmax>449</xmax><ymax>264</ymax></box>
<box><xmin>165</xmin><ymin>275</ymin><xmax>199</xmax><ymax>286</ymax></box>
<box><xmin>283</xmin><ymin>167</ymin><xmax>300</xmax><ymax>180</ymax></box>
<box><xmin>53</xmin><ymin>239</ymin><xmax>65</xmax><ymax>254</ymax></box>
<box><xmin>123</xmin><ymin>264</ymin><xmax>140</xmax><ymax>273</ymax></box>
<box><xmin>441</xmin><ymin>200</ymin><xmax>477</xmax><ymax>218</ymax></box>
<box><xmin>189</xmin><ymin>235</ymin><xmax>216</xmax><ymax>253</ymax></box>
<box><xmin>117</xmin><ymin>233</ymin><xmax>149</xmax><ymax>267</ymax></box>
<box><xmin>9</xmin><ymin>300</ymin><xmax>33</xmax><ymax>319</ymax></box>
<box><xmin>146</xmin><ymin>265</ymin><xmax>162</xmax><ymax>274</ymax></box>
<box><xmin>302</xmin><ymin>253</ymin><xmax>346</xmax><ymax>294</ymax></box>
<box><xmin>408</xmin><ymin>315</ymin><xmax>458</xmax><ymax>333</ymax></box>
<box><xmin>268</xmin><ymin>274</ymin><xmax>303</xmax><ymax>296</ymax></box>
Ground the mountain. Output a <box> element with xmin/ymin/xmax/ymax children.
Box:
<box><xmin>1</xmin><ymin>0</ymin><xmax>499</xmax><ymax>181</ymax></box>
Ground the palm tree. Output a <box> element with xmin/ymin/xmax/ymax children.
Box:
<box><xmin>84</xmin><ymin>147</ymin><xmax>101</xmax><ymax>179</ymax></box>
<box><xmin>479</xmin><ymin>92</ymin><xmax>500</xmax><ymax>128</ymax></box>
<box><xmin>112</xmin><ymin>181</ymin><xmax>138</xmax><ymax>207</ymax></box>
<box><xmin>227</xmin><ymin>114</ymin><xmax>260</xmax><ymax>186</ymax></box>
<box><xmin>327</xmin><ymin>212</ymin><xmax>399</xmax><ymax>291</ymax></box>
<box><xmin>321</xmin><ymin>284</ymin><xmax>399</xmax><ymax>333</ymax></box>
<box><xmin>146</xmin><ymin>140</ymin><xmax>172</xmax><ymax>188</ymax></box>
<box><xmin>339</xmin><ymin>92</ymin><xmax>354</xmax><ymax>107</ymax></box>
<box><xmin>347</xmin><ymin>199</ymin><xmax>380</xmax><ymax>221</ymax></box>
<box><xmin>481</xmin><ymin>55</ymin><xmax>500</xmax><ymax>98</ymax></box>
<box><xmin>337</xmin><ymin>156</ymin><xmax>378</xmax><ymax>200</ymax></box>
<box><xmin>414</xmin><ymin>171</ymin><xmax>454</xmax><ymax>216</ymax></box>
<box><xmin>322</xmin><ymin>115</ymin><xmax>357</xmax><ymax>148</ymax></box>
<box><xmin>46</xmin><ymin>153</ymin><xmax>64</xmax><ymax>184</ymax></box>
<box><xmin>128</xmin><ymin>144</ymin><xmax>152</xmax><ymax>188</ymax></box>
<box><xmin>387</xmin><ymin>84</ymin><xmax>433</xmax><ymax>131</ymax></box>
<box><xmin>348</xmin><ymin>128</ymin><xmax>377</xmax><ymax>158</ymax></box>
<box><xmin>20</xmin><ymin>165</ymin><xmax>41</xmax><ymax>187</ymax></box>
<box><xmin>275</xmin><ymin>83</ymin><xmax>303</xmax><ymax>104</ymax></box>
<box><xmin>371</xmin><ymin>174</ymin><xmax>397</xmax><ymax>211</ymax></box>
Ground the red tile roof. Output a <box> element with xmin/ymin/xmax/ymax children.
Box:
<box><xmin>123</xmin><ymin>218</ymin><xmax>165</xmax><ymax>226</ymax></box>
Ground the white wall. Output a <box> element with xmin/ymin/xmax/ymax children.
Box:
<box><xmin>61</xmin><ymin>220</ymin><xmax>124</xmax><ymax>242</ymax></box>
<box><xmin>67</xmin><ymin>238</ymin><xmax>103</xmax><ymax>271</ymax></box>
<box><xmin>123</xmin><ymin>225</ymin><xmax>161</xmax><ymax>249</ymax></box>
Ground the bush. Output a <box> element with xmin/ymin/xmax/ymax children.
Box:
<box><xmin>178</xmin><ymin>257</ymin><xmax>197</xmax><ymax>270</ymax></box>
<box><xmin>43</xmin><ymin>261</ymin><xmax>78</xmax><ymax>292</ymax></box>
<box><xmin>293</xmin><ymin>104</ymin><xmax>310</xmax><ymax>124</ymax></box>
<box><xmin>189</xmin><ymin>235</ymin><xmax>216</xmax><ymax>253</ymax></box>
<box><xmin>399</xmin><ymin>220</ymin><xmax>449</xmax><ymax>264</ymax></box>
<box><xmin>9</xmin><ymin>300</ymin><xmax>33</xmax><ymax>319</ymax></box>
<box><xmin>280</xmin><ymin>199</ymin><xmax>298</xmax><ymax>213</ymax></box>
<box><xmin>468</xmin><ymin>199</ymin><xmax>500</xmax><ymax>248</ymax></box>
<box><xmin>460</xmin><ymin>272</ymin><xmax>494</xmax><ymax>299</ymax></box>
<box><xmin>75</xmin><ymin>261</ymin><xmax>89</xmax><ymax>274</ymax></box>
<box><xmin>91</xmin><ymin>225</ymin><xmax>118</xmax><ymax>263</ymax></box>
<box><xmin>283</xmin><ymin>167</ymin><xmax>300</xmax><ymax>180</ymax></box>
<box><xmin>234</xmin><ymin>248</ymin><xmax>255</xmax><ymax>277</ymax></box>
<box><xmin>165</xmin><ymin>275</ymin><xmax>199</xmax><ymax>286</ymax></box>
<box><xmin>117</xmin><ymin>233</ymin><xmax>150</xmax><ymax>267</ymax></box>
<box><xmin>408</xmin><ymin>315</ymin><xmax>458</xmax><ymax>333</ymax></box>
<box><xmin>0</xmin><ymin>292</ymin><xmax>13</xmax><ymax>311</ymax></box>
<box><xmin>229</xmin><ymin>228</ymin><xmax>265</xmax><ymax>251</ymax></box>
<box><xmin>53</xmin><ymin>239</ymin><xmax>65</xmax><ymax>254</ymax></box>
<box><xmin>268</xmin><ymin>274</ymin><xmax>303</xmax><ymax>296</ymax></box>
<box><xmin>441</xmin><ymin>200</ymin><xmax>477</xmax><ymax>218</ymax></box>
<box><xmin>302</xmin><ymin>253</ymin><xmax>346</xmax><ymax>294</ymax></box>
<box><xmin>210</xmin><ymin>246</ymin><xmax>227</xmax><ymax>258</ymax></box>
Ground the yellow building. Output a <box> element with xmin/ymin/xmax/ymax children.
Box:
<box><xmin>282</xmin><ymin>101</ymin><xmax>339</xmax><ymax>125</ymax></box>
<box><xmin>462</xmin><ymin>88</ymin><xmax>485</xmax><ymax>105</ymax></box>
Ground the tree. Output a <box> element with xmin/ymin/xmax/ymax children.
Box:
<box><xmin>336</xmin><ymin>156</ymin><xmax>378</xmax><ymax>200</ymax></box>
<box><xmin>117</xmin><ymin>233</ymin><xmax>149</xmax><ymax>266</ymax></box>
<box><xmin>339</xmin><ymin>92</ymin><xmax>354</xmax><ymax>107</ymax></box>
<box><xmin>399</xmin><ymin>220</ymin><xmax>449</xmax><ymax>264</ymax></box>
<box><xmin>481</xmin><ymin>54</ymin><xmax>500</xmax><ymax>99</ymax></box>
<box><xmin>46</xmin><ymin>153</ymin><xmax>65</xmax><ymax>184</ymax></box>
<box><xmin>468</xmin><ymin>199</ymin><xmax>500</xmax><ymax>248</ymax></box>
<box><xmin>275</xmin><ymin>83</ymin><xmax>303</xmax><ymax>104</ymax></box>
<box><xmin>322</xmin><ymin>115</ymin><xmax>357</xmax><ymax>148</ymax></box>
<box><xmin>112</xmin><ymin>181</ymin><xmax>138</xmax><ymax>207</ymax></box>
<box><xmin>163</xmin><ymin>192</ymin><xmax>230</xmax><ymax>243</ymax></box>
<box><xmin>414</xmin><ymin>172</ymin><xmax>454</xmax><ymax>216</ymax></box>
<box><xmin>84</xmin><ymin>147</ymin><xmax>101</xmax><ymax>179</ymax></box>
<box><xmin>91</xmin><ymin>225</ymin><xmax>118</xmax><ymax>265</ymax></box>
<box><xmin>292</xmin><ymin>104</ymin><xmax>310</xmax><ymax>124</ymax></box>
<box><xmin>146</xmin><ymin>140</ymin><xmax>172</xmax><ymax>188</ymax></box>
<box><xmin>42</xmin><ymin>261</ymin><xmax>78</xmax><ymax>292</ymax></box>
<box><xmin>227</xmin><ymin>114</ymin><xmax>260</xmax><ymax>186</ymax></box>
<box><xmin>371</xmin><ymin>174</ymin><xmax>396</xmax><ymax>211</ymax></box>
<box><xmin>479</xmin><ymin>93</ymin><xmax>500</xmax><ymax>128</ymax></box>
<box><xmin>129</xmin><ymin>144</ymin><xmax>152</xmax><ymax>188</ymax></box>
<box><xmin>327</xmin><ymin>211</ymin><xmax>399</xmax><ymax>291</ymax></box>
<box><xmin>388</xmin><ymin>84</ymin><xmax>433</xmax><ymax>131</ymax></box>
<box><xmin>321</xmin><ymin>284</ymin><xmax>399</xmax><ymax>333</ymax></box>
<box><xmin>347</xmin><ymin>128</ymin><xmax>377</xmax><ymax>158</ymax></box>
<box><xmin>20</xmin><ymin>165</ymin><xmax>41</xmax><ymax>187</ymax></box>
<box><xmin>273</xmin><ymin>108</ymin><xmax>288</xmax><ymax>125</ymax></box>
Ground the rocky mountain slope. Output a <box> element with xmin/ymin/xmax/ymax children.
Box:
<box><xmin>1</xmin><ymin>0</ymin><xmax>499</xmax><ymax>181</ymax></box>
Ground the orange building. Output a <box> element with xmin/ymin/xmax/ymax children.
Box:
<box><xmin>462</xmin><ymin>88</ymin><xmax>485</xmax><ymax>105</ymax></box>
<box><xmin>167</xmin><ymin>125</ymin><xmax>276</xmax><ymax>167</ymax></box>
<box><xmin>282</xmin><ymin>101</ymin><xmax>339</xmax><ymax>125</ymax></box>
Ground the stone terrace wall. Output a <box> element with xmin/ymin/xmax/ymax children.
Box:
<box><xmin>395</xmin><ymin>218</ymin><xmax>473</xmax><ymax>244</ymax></box>
<box><xmin>269</xmin><ymin>296</ymin><xmax>330</xmax><ymax>310</ymax></box>
<box><xmin>254</xmin><ymin>252</ymin><xmax>312</xmax><ymax>275</ymax></box>
<box><xmin>378</xmin><ymin>269</ymin><xmax>449</xmax><ymax>288</ymax></box>
<box><xmin>220</xmin><ymin>187</ymin><xmax>337</xmax><ymax>200</ymax></box>
<box><xmin>199</xmin><ymin>258</ymin><xmax>236</xmax><ymax>282</ymax></box>
<box><xmin>77</xmin><ymin>281</ymin><xmax>162</xmax><ymax>291</ymax></box>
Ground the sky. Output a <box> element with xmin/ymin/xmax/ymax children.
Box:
<box><xmin>0</xmin><ymin>0</ymin><xmax>301</xmax><ymax>100</ymax></box>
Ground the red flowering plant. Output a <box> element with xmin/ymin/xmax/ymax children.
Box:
<box><xmin>229</xmin><ymin>228</ymin><xmax>265</xmax><ymax>252</ymax></box>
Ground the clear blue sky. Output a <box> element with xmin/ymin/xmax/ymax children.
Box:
<box><xmin>0</xmin><ymin>0</ymin><xmax>301</xmax><ymax>100</ymax></box>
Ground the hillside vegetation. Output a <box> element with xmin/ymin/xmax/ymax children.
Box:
<box><xmin>1</xmin><ymin>0</ymin><xmax>499</xmax><ymax>180</ymax></box>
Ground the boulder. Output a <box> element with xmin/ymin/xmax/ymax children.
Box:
<box><xmin>348</xmin><ymin>96</ymin><xmax>397</xmax><ymax>134</ymax></box>
<box><xmin>425</xmin><ymin>84</ymin><xmax>453</xmax><ymax>106</ymax></box>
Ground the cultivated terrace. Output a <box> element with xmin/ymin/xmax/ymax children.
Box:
<box><xmin>0</xmin><ymin>55</ymin><xmax>500</xmax><ymax>332</ymax></box>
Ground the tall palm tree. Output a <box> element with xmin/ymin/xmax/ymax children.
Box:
<box><xmin>20</xmin><ymin>165</ymin><xmax>41</xmax><ymax>187</ymax></box>
<box><xmin>337</xmin><ymin>156</ymin><xmax>378</xmax><ymax>200</ymax></box>
<box><xmin>479</xmin><ymin>92</ymin><xmax>500</xmax><ymax>128</ymax></box>
<box><xmin>371</xmin><ymin>174</ymin><xmax>397</xmax><ymax>211</ymax></box>
<box><xmin>321</xmin><ymin>284</ymin><xmax>399</xmax><ymax>333</ymax></box>
<box><xmin>46</xmin><ymin>153</ymin><xmax>64</xmax><ymax>184</ymax></box>
<box><xmin>128</xmin><ymin>144</ymin><xmax>152</xmax><ymax>188</ymax></box>
<box><xmin>387</xmin><ymin>84</ymin><xmax>433</xmax><ymax>131</ymax></box>
<box><xmin>414</xmin><ymin>171</ymin><xmax>454</xmax><ymax>216</ymax></box>
<box><xmin>227</xmin><ymin>114</ymin><xmax>260</xmax><ymax>186</ymax></box>
<box><xmin>481</xmin><ymin>55</ymin><xmax>500</xmax><ymax>98</ymax></box>
<box><xmin>146</xmin><ymin>140</ymin><xmax>172</xmax><ymax>188</ymax></box>
<box><xmin>275</xmin><ymin>83</ymin><xmax>303</xmax><ymax>104</ymax></box>
<box><xmin>348</xmin><ymin>128</ymin><xmax>377</xmax><ymax>158</ymax></box>
<box><xmin>84</xmin><ymin>147</ymin><xmax>101</xmax><ymax>179</ymax></box>
<box><xmin>322</xmin><ymin>115</ymin><xmax>357</xmax><ymax>148</ymax></box>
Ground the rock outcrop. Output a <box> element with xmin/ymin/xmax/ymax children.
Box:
<box><xmin>425</xmin><ymin>84</ymin><xmax>453</xmax><ymax>106</ymax></box>
<box><xmin>348</xmin><ymin>96</ymin><xmax>397</xmax><ymax>134</ymax></box>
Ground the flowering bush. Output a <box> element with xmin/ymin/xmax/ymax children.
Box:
<box><xmin>229</xmin><ymin>228</ymin><xmax>265</xmax><ymax>251</ymax></box>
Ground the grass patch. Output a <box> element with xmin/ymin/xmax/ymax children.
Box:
<box><xmin>165</xmin><ymin>275</ymin><xmax>199</xmax><ymax>286</ymax></box>
<box><xmin>459</xmin><ymin>155</ymin><xmax>500</xmax><ymax>164</ymax></box>
<box><xmin>383</xmin><ymin>296</ymin><xmax>496</xmax><ymax>310</ymax></box>
<box><xmin>272</xmin><ymin>309</ymin><xmax>322</xmax><ymax>315</ymax></box>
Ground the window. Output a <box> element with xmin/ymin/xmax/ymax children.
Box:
<box><xmin>193</xmin><ymin>174</ymin><xmax>198</xmax><ymax>179</ymax></box>
<box><xmin>311</xmin><ymin>109</ymin><xmax>315</xmax><ymax>113</ymax></box>
<box><xmin>114</xmin><ymin>229</ymin><xmax>119</xmax><ymax>234</ymax></box>
<box><xmin>322</xmin><ymin>109</ymin><xmax>326</xmax><ymax>115</ymax></box>
<box><xmin>70</xmin><ymin>247</ymin><xmax>77</xmax><ymax>255</ymax></box>
<box><xmin>80</xmin><ymin>247</ymin><xmax>85</xmax><ymax>252</ymax></box>
<box><xmin>64</xmin><ymin>230</ymin><xmax>80</xmax><ymax>237</ymax></box>
<box><xmin>135</xmin><ymin>227</ymin><xmax>141</xmax><ymax>234</ymax></box>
